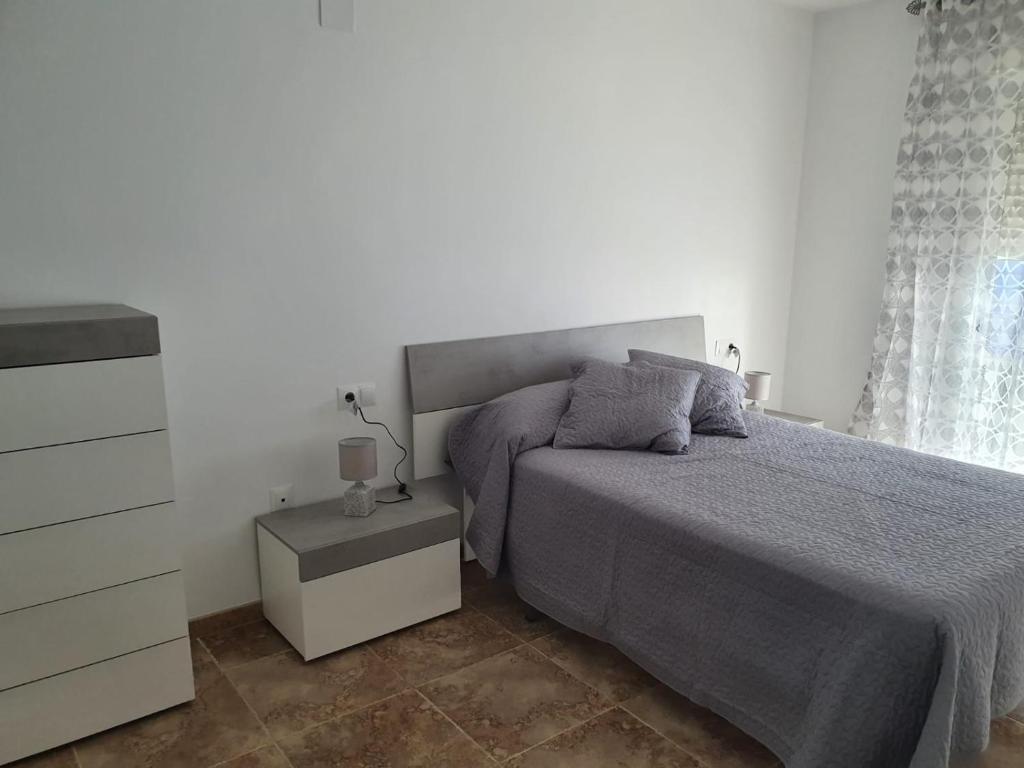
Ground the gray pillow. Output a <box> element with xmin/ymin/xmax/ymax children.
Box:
<box><xmin>627</xmin><ymin>349</ymin><xmax>748</xmax><ymax>438</ymax></box>
<box><xmin>553</xmin><ymin>359</ymin><xmax>701</xmax><ymax>454</ymax></box>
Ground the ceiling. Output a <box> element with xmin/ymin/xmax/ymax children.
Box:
<box><xmin>773</xmin><ymin>0</ymin><xmax>876</xmax><ymax>10</ymax></box>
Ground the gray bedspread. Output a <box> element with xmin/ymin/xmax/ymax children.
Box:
<box><xmin>451</xmin><ymin>410</ymin><xmax>1024</xmax><ymax>768</ymax></box>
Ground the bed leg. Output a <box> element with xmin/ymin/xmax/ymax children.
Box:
<box><xmin>524</xmin><ymin>606</ymin><xmax>543</xmax><ymax>623</ymax></box>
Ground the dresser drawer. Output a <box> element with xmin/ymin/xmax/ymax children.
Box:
<box><xmin>0</xmin><ymin>571</ymin><xmax>187</xmax><ymax>691</ymax></box>
<box><xmin>0</xmin><ymin>430</ymin><xmax>174</xmax><ymax>535</ymax></box>
<box><xmin>0</xmin><ymin>637</ymin><xmax>194</xmax><ymax>765</ymax></box>
<box><xmin>0</xmin><ymin>355</ymin><xmax>168</xmax><ymax>453</ymax></box>
<box><xmin>0</xmin><ymin>502</ymin><xmax>180</xmax><ymax>613</ymax></box>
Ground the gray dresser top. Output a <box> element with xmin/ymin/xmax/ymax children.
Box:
<box><xmin>0</xmin><ymin>304</ymin><xmax>160</xmax><ymax>368</ymax></box>
<box><xmin>257</xmin><ymin>494</ymin><xmax>460</xmax><ymax>582</ymax></box>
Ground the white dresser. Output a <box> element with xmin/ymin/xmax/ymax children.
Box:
<box><xmin>0</xmin><ymin>305</ymin><xmax>194</xmax><ymax>765</ymax></box>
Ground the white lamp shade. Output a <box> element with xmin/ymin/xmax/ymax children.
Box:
<box><xmin>339</xmin><ymin>437</ymin><xmax>377</xmax><ymax>481</ymax></box>
<box><xmin>744</xmin><ymin>371</ymin><xmax>771</xmax><ymax>402</ymax></box>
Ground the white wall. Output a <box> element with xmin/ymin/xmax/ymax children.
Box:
<box><xmin>782</xmin><ymin>1</ymin><xmax>919</xmax><ymax>430</ymax></box>
<box><xmin>0</xmin><ymin>0</ymin><xmax>812</xmax><ymax>618</ymax></box>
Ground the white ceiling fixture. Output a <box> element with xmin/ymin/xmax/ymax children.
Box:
<box><xmin>772</xmin><ymin>0</ymin><xmax>876</xmax><ymax>10</ymax></box>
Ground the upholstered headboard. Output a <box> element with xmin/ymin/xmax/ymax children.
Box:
<box><xmin>406</xmin><ymin>315</ymin><xmax>706</xmax><ymax>480</ymax></box>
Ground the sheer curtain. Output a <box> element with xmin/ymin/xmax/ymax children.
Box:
<box><xmin>850</xmin><ymin>0</ymin><xmax>1024</xmax><ymax>472</ymax></box>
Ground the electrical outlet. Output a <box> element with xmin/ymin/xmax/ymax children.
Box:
<box><xmin>337</xmin><ymin>386</ymin><xmax>354</xmax><ymax>412</ymax></box>
<box><xmin>337</xmin><ymin>382</ymin><xmax>376</xmax><ymax>413</ymax></box>
<box><xmin>358</xmin><ymin>382</ymin><xmax>377</xmax><ymax>407</ymax></box>
<box><xmin>714</xmin><ymin>339</ymin><xmax>738</xmax><ymax>365</ymax></box>
<box><xmin>713</xmin><ymin>339</ymin><xmax>744</xmax><ymax>373</ymax></box>
<box><xmin>269</xmin><ymin>483</ymin><xmax>293</xmax><ymax>511</ymax></box>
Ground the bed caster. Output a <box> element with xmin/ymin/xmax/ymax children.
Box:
<box><xmin>524</xmin><ymin>606</ymin><xmax>543</xmax><ymax>623</ymax></box>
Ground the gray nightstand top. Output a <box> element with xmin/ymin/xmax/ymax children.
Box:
<box><xmin>257</xmin><ymin>491</ymin><xmax>460</xmax><ymax>582</ymax></box>
<box><xmin>764</xmin><ymin>409</ymin><xmax>825</xmax><ymax>428</ymax></box>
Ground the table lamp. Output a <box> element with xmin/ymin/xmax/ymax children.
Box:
<box><xmin>744</xmin><ymin>371</ymin><xmax>771</xmax><ymax>413</ymax></box>
<box><xmin>339</xmin><ymin>437</ymin><xmax>377</xmax><ymax>517</ymax></box>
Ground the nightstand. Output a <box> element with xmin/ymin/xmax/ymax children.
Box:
<box><xmin>256</xmin><ymin>488</ymin><xmax>461</xmax><ymax>661</ymax></box>
<box><xmin>764</xmin><ymin>409</ymin><xmax>825</xmax><ymax>428</ymax></box>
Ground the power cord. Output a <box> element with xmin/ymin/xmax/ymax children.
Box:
<box><xmin>353</xmin><ymin>403</ymin><xmax>412</xmax><ymax>504</ymax></box>
<box><xmin>728</xmin><ymin>343</ymin><xmax>742</xmax><ymax>374</ymax></box>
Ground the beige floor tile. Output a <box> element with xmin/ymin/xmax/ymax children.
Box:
<box><xmin>190</xmin><ymin>636</ymin><xmax>223</xmax><ymax>690</ymax></box>
<box><xmin>508</xmin><ymin>708</ymin><xmax>702</xmax><ymax>768</ymax></box>
<box><xmin>464</xmin><ymin>581</ymin><xmax>560</xmax><ymax>641</ymax></box>
<box><xmin>622</xmin><ymin>684</ymin><xmax>777</xmax><ymax>768</ymax></box>
<box><xmin>8</xmin><ymin>747</ymin><xmax>77</xmax><ymax>767</ymax></box>
<box><xmin>189</xmin><ymin>603</ymin><xmax>265</xmax><ymax>639</ymax></box>
<box><xmin>278</xmin><ymin>690</ymin><xmax>492</xmax><ymax>768</ymax></box>
<box><xmin>213</xmin><ymin>744</ymin><xmax>291</xmax><ymax>768</ymax></box>
<box><xmin>75</xmin><ymin>640</ymin><xmax>268</xmax><ymax>768</ymax></box>
<box><xmin>532</xmin><ymin>629</ymin><xmax>656</xmax><ymax>703</ymax></box>
<box><xmin>368</xmin><ymin>607</ymin><xmax>518</xmax><ymax>685</ymax></box>
<box><xmin>200</xmin><ymin>620</ymin><xmax>291</xmax><ymax>670</ymax></box>
<box><xmin>227</xmin><ymin>645</ymin><xmax>406</xmax><ymax>739</ymax></box>
<box><xmin>421</xmin><ymin>645</ymin><xmax>610</xmax><ymax>761</ymax></box>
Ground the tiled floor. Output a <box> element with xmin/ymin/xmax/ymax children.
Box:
<box><xmin>14</xmin><ymin>562</ymin><xmax>1024</xmax><ymax>768</ymax></box>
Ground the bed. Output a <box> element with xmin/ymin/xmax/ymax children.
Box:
<box><xmin>405</xmin><ymin>316</ymin><xmax>1024</xmax><ymax>768</ymax></box>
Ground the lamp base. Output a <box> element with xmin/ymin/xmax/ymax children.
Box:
<box><xmin>746</xmin><ymin>400</ymin><xmax>765</xmax><ymax>413</ymax></box>
<box><xmin>341</xmin><ymin>481</ymin><xmax>376</xmax><ymax>517</ymax></box>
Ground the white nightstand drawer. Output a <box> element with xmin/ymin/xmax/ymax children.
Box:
<box><xmin>0</xmin><ymin>356</ymin><xmax>168</xmax><ymax>453</ymax></box>
<box><xmin>259</xmin><ymin>528</ymin><xmax>461</xmax><ymax>661</ymax></box>
<box><xmin>0</xmin><ymin>637</ymin><xmax>194</xmax><ymax>766</ymax></box>
<box><xmin>0</xmin><ymin>430</ymin><xmax>174</xmax><ymax>535</ymax></box>
<box><xmin>0</xmin><ymin>571</ymin><xmax>187</xmax><ymax>691</ymax></box>
<box><xmin>0</xmin><ymin>502</ymin><xmax>180</xmax><ymax>613</ymax></box>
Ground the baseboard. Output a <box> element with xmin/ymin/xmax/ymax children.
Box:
<box><xmin>187</xmin><ymin>601</ymin><xmax>263</xmax><ymax>638</ymax></box>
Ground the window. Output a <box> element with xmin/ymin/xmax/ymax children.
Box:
<box><xmin>983</xmin><ymin>259</ymin><xmax>1024</xmax><ymax>358</ymax></box>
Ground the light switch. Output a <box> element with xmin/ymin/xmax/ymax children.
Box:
<box><xmin>319</xmin><ymin>0</ymin><xmax>355</xmax><ymax>33</ymax></box>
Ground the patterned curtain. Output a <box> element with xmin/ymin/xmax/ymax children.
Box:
<box><xmin>850</xmin><ymin>0</ymin><xmax>1024</xmax><ymax>473</ymax></box>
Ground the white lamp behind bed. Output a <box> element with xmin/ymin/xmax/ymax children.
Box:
<box><xmin>744</xmin><ymin>371</ymin><xmax>771</xmax><ymax>413</ymax></box>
